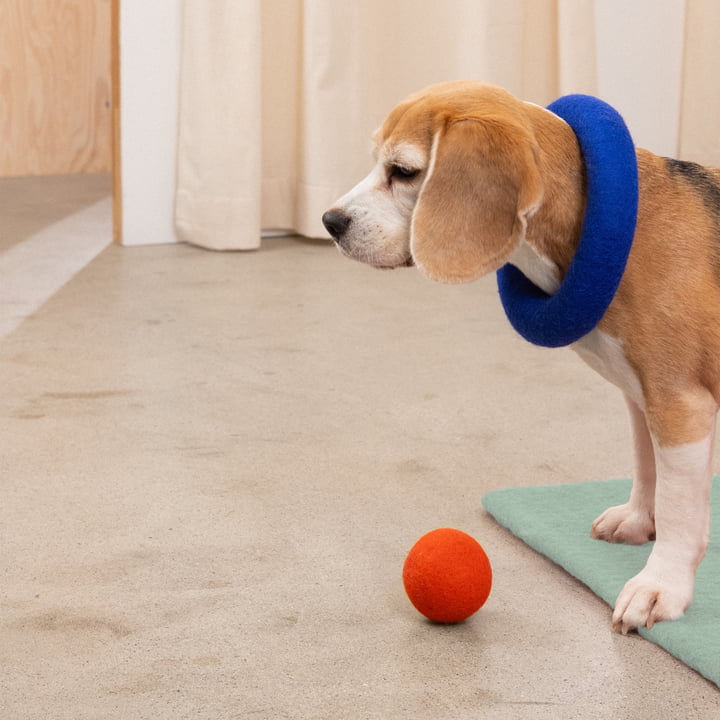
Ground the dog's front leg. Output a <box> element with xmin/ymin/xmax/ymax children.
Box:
<box><xmin>611</xmin><ymin>401</ymin><xmax>716</xmax><ymax>633</ymax></box>
<box><xmin>591</xmin><ymin>396</ymin><xmax>656</xmax><ymax>544</ymax></box>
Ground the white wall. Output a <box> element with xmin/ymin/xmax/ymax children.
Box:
<box><xmin>119</xmin><ymin>1</ymin><xmax>181</xmax><ymax>246</ymax></box>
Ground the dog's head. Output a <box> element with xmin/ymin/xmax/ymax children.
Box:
<box><xmin>322</xmin><ymin>81</ymin><xmax>544</xmax><ymax>284</ymax></box>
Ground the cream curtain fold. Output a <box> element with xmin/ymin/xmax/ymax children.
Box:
<box><xmin>175</xmin><ymin>0</ymin><xmax>719</xmax><ymax>251</ymax></box>
<box><xmin>679</xmin><ymin>0</ymin><xmax>720</xmax><ymax>165</ymax></box>
<box><xmin>175</xmin><ymin>1</ymin><xmax>262</xmax><ymax>250</ymax></box>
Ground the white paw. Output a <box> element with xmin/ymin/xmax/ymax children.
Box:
<box><xmin>591</xmin><ymin>503</ymin><xmax>655</xmax><ymax>545</ymax></box>
<box><xmin>611</xmin><ymin>569</ymin><xmax>692</xmax><ymax>634</ymax></box>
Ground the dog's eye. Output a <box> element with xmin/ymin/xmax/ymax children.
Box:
<box><xmin>389</xmin><ymin>164</ymin><xmax>420</xmax><ymax>182</ymax></box>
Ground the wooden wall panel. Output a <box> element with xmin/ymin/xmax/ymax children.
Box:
<box><xmin>0</xmin><ymin>0</ymin><xmax>112</xmax><ymax>177</ymax></box>
<box><xmin>111</xmin><ymin>0</ymin><xmax>121</xmax><ymax>242</ymax></box>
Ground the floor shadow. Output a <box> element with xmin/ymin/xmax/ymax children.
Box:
<box><xmin>0</xmin><ymin>173</ymin><xmax>112</xmax><ymax>253</ymax></box>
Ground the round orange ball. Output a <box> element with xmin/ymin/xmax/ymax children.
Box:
<box><xmin>402</xmin><ymin>528</ymin><xmax>492</xmax><ymax>623</ymax></box>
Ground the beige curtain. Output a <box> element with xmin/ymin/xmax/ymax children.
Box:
<box><xmin>679</xmin><ymin>0</ymin><xmax>720</xmax><ymax>164</ymax></box>
<box><xmin>175</xmin><ymin>0</ymin><xmax>719</xmax><ymax>251</ymax></box>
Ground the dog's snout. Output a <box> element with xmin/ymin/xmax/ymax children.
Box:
<box><xmin>322</xmin><ymin>209</ymin><xmax>351</xmax><ymax>240</ymax></box>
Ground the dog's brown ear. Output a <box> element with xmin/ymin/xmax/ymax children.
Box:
<box><xmin>410</xmin><ymin>118</ymin><xmax>543</xmax><ymax>283</ymax></box>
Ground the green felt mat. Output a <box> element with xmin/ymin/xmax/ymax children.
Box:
<box><xmin>482</xmin><ymin>478</ymin><xmax>720</xmax><ymax>687</ymax></box>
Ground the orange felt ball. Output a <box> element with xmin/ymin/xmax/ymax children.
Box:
<box><xmin>402</xmin><ymin>528</ymin><xmax>492</xmax><ymax>623</ymax></box>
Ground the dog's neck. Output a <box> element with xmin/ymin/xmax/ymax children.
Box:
<box><xmin>496</xmin><ymin>94</ymin><xmax>639</xmax><ymax>348</ymax></box>
<box><xmin>511</xmin><ymin>105</ymin><xmax>588</xmax><ymax>291</ymax></box>
<box><xmin>507</xmin><ymin>240</ymin><xmax>560</xmax><ymax>295</ymax></box>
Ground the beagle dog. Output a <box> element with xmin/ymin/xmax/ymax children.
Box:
<box><xmin>322</xmin><ymin>80</ymin><xmax>720</xmax><ymax>633</ymax></box>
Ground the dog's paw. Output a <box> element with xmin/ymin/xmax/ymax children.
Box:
<box><xmin>611</xmin><ymin>569</ymin><xmax>692</xmax><ymax>634</ymax></box>
<box><xmin>590</xmin><ymin>503</ymin><xmax>655</xmax><ymax>545</ymax></box>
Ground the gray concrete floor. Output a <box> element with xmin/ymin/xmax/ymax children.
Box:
<box><xmin>1</xmin><ymin>176</ymin><xmax>719</xmax><ymax>718</ymax></box>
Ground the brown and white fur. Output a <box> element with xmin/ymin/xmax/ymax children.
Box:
<box><xmin>322</xmin><ymin>80</ymin><xmax>720</xmax><ymax>633</ymax></box>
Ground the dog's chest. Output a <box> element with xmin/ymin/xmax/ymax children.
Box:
<box><xmin>572</xmin><ymin>329</ymin><xmax>644</xmax><ymax>406</ymax></box>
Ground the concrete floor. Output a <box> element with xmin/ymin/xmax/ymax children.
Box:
<box><xmin>0</xmin><ymin>174</ymin><xmax>112</xmax><ymax>339</ymax></box>
<box><xmin>1</xmin><ymin>176</ymin><xmax>719</xmax><ymax>718</ymax></box>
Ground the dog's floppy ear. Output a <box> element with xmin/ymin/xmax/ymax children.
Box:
<box><xmin>410</xmin><ymin>118</ymin><xmax>543</xmax><ymax>284</ymax></box>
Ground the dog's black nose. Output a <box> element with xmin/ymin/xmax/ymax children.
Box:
<box><xmin>322</xmin><ymin>209</ymin><xmax>351</xmax><ymax>240</ymax></box>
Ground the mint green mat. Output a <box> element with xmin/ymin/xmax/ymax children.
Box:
<box><xmin>482</xmin><ymin>478</ymin><xmax>720</xmax><ymax>687</ymax></box>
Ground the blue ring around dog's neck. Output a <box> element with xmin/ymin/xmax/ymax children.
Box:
<box><xmin>495</xmin><ymin>95</ymin><xmax>639</xmax><ymax>348</ymax></box>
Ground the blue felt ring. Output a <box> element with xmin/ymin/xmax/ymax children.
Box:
<box><xmin>496</xmin><ymin>95</ymin><xmax>639</xmax><ymax>348</ymax></box>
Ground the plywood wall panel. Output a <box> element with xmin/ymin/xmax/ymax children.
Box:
<box><xmin>0</xmin><ymin>0</ymin><xmax>111</xmax><ymax>177</ymax></box>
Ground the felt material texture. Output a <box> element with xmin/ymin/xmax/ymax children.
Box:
<box><xmin>402</xmin><ymin>528</ymin><xmax>493</xmax><ymax>623</ymax></box>
<box><xmin>496</xmin><ymin>94</ymin><xmax>639</xmax><ymax>348</ymax></box>
<box><xmin>482</xmin><ymin>479</ymin><xmax>720</xmax><ymax>686</ymax></box>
